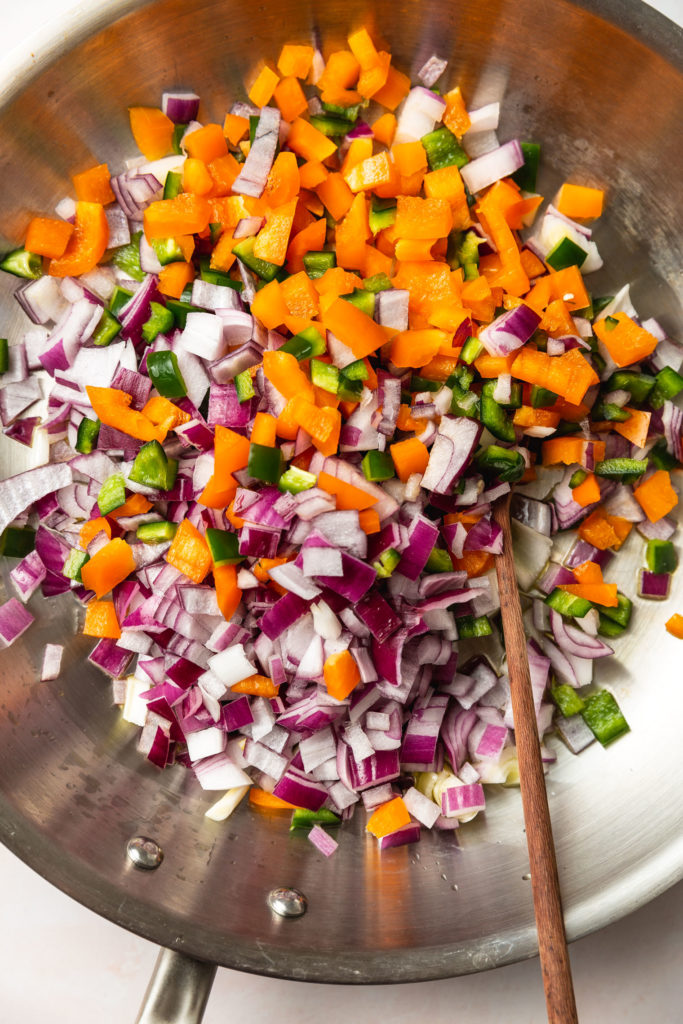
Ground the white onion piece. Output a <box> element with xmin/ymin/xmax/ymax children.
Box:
<box><xmin>179</xmin><ymin>311</ymin><xmax>226</xmax><ymax>361</ymax></box>
<box><xmin>460</xmin><ymin>139</ymin><xmax>524</xmax><ymax>195</ymax></box>
<box><xmin>204</xmin><ymin>785</ymin><xmax>250</xmax><ymax>821</ymax></box>
<box><xmin>208</xmin><ymin>643</ymin><xmax>256</xmax><ymax>686</ymax></box>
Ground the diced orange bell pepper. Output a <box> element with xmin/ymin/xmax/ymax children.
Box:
<box><xmin>324</xmin><ymin>649</ymin><xmax>361</xmax><ymax>700</ymax></box>
<box><xmin>48</xmin><ymin>202</ymin><xmax>108</xmax><ymax>277</ymax></box>
<box><xmin>633</xmin><ymin>470</ymin><xmax>678</xmax><ymax>523</ymax></box>
<box><xmin>166</xmin><ymin>519</ymin><xmax>212</xmax><ymax>583</ymax></box>
<box><xmin>81</xmin><ymin>538</ymin><xmax>136</xmax><ymax>599</ymax></box>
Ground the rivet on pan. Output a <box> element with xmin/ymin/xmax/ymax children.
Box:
<box><xmin>267</xmin><ymin>886</ymin><xmax>307</xmax><ymax>918</ymax></box>
<box><xmin>126</xmin><ymin>835</ymin><xmax>164</xmax><ymax>870</ymax></box>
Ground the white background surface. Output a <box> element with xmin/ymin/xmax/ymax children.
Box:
<box><xmin>1</xmin><ymin>1</ymin><xmax>682</xmax><ymax>1021</ymax></box>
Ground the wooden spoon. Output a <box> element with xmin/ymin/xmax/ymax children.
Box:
<box><xmin>493</xmin><ymin>492</ymin><xmax>579</xmax><ymax>1024</ymax></box>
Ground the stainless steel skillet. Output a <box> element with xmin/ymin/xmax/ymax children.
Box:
<box><xmin>0</xmin><ymin>2</ymin><xmax>681</xmax><ymax>1020</ymax></box>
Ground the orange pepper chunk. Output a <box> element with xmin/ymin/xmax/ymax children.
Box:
<box><xmin>166</xmin><ymin>519</ymin><xmax>212</xmax><ymax>583</ymax></box>
<box><xmin>128</xmin><ymin>107</ymin><xmax>174</xmax><ymax>160</ymax></box>
<box><xmin>277</xmin><ymin>44</ymin><xmax>315</xmax><ymax>79</ymax></box>
<box><xmin>253</xmin><ymin>198</ymin><xmax>297</xmax><ymax>266</ymax></box>
<box><xmin>510</xmin><ymin>346</ymin><xmax>599</xmax><ymax>406</ymax></box>
<box><xmin>287</xmin><ymin>117</ymin><xmax>338</xmax><ymax>162</ymax></box>
<box><xmin>144</xmin><ymin>193</ymin><xmax>211</xmax><ymax>241</ymax></box>
<box><xmin>231</xmin><ymin>674</ymin><xmax>279</xmax><ymax>697</ymax></box>
<box><xmin>213</xmin><ymin>562</ymin><xmax>243</xmax><ymax>621</ymax></box>
<box><xmin>390</xmin><ymin>437</ymin><xmax>430</xmax><ymax>482</ymax></box>
<box><xmin>249</xmin><ymin>787</ymin><xmax>298</xmax><ymax>811</ymax></box>
<box><xmin>572</xmin><ymin>473</ymin><xmax>601</xmax><ymax>507</ymax></box>
<box><xmin>394</xmin><ymin>196</ymin><xmax>453</xmax><ymax>240</ymax></box>
<box><xmin>83</xmin><ymin>600</ymin><xmax>121</xmax><ymax>639</ymax></box>
<box><xmin>556</xmin><ymin>183</ymin><xmax>604</xmax><ymax>220</ymax></box>
<box><xmin>558</xmin><ymin>582</ymin><xmax>619</xmax><ymax>607</ymax></box>
<box><xmin>86</xmin><ymin>387</ymin><xmax>165</xmax><ymax>443</ymax></box>
<box><xmin>48</xmin><ymin>202</ymin><xmax>108</xmax><ymax>278</ymax></box>
<box><xmin>391</xmin><ymin>329</ymin><xmax>450</xmax><ymax>368</ymax></box>
<box><xmin>633</xmin><ymin>470</ymin><xmax>678</xmax><ymax>523</ymax></box>
<box><xmin>321</xmin><ymin>296</ymin><xmax>388</xmax><ymax>360</ymax></box>
<box><xmin>317</xmin><ymin>471</ymin><xmax>378</xmax><ymax>510</ymax></box>
<box><xmin>324</xmin><ymin>649</ymin><xmax>361</xmax><ymax>701</ymax></box>
<box><xmin>366</xmin><ymin>796</ymin><xmax>411</xmax><ymax>838</ymax></box>
<box><xmin>25</xmin><ymin>217</ymin><xmax>74</xmax><ymax>259</ymax></box>
<box><xmin>107</xmin><ymin>493</ymin><xmax>152</xmax><ymax>520</ymax></box>
<box><xmin>79</xmin><ymin>517</ymin><xmax>112</xmax><ymax>550</ymax></box>
<box><xmin>248</xmin><ymin>65</ymin><xmax>280</xmax><ymax>107</ymax></box>
<box><xmin>665</xmin><ymin>614</ymin><xmax>683</xmax><ymax>639</ymax></box>
<box><xmin>81</xmin><ymin>538</ymin><xmax>136</xmax><ymax>599</ymax></box>
<box><xmin>594</xmin><ymin>313</ymin><xmax>658</xmax><ymax>368</ymax></box>
<box><xmin>72</xmin><ymin>163</ymin><xmax>115</xmax><ymax>204</ymax></box>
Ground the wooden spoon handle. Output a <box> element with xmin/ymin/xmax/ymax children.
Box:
<box><xmin>493</xmin><ymin>495</ymin><xmax>578</xmax><ymax>1024</ymax></box>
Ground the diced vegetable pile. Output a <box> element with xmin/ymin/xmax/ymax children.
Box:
<box><xmin>0</xmin><ymin>27</ymin><xmax>681</xmax><ymax>849</ymax></box>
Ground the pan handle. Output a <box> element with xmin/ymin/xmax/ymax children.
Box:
<box><xmin>135</xmin><ymin>947</ymin><xmax>217</xmax><ymax>1024</ymax></box>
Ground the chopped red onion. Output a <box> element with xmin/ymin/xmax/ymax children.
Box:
<box><xmin>460</xmin><ymin>140</ymin><xmax>523</xmax><ymax>195</ymax></box>
<box><xmin>0</xmin><ymin>597</ymin><xmax>35</xmax><ymax>646</ymax></box>
<box><xmin>232</xmin><ymin>106</ymin><xmax>280</xmax><ymax>198</ymax></box>
<box><xmin>638</xmin><ymin>570</ymin><xmax>671</xmax><ymax>600</ymax></box>
<box><xmin>417</xmin><ymin>54</ymin><xmax>448</xmax><ymax>88</ymax></box>
<box><xmin>307</xmin><ymin>823</ymin><xmax>338</xmax><ymax>856</ymax></box>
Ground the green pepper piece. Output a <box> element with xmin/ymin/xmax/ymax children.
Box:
<box><xmin>531</xmin><ymin>385</ymin><xmax>559</xmax><ymax>408</ymax></box>
<box><xmin>136</xmin><ymin>521</ymin><xmax>178</xmax><ymax>544</ymax></box>
<box><xmin>411</xmin><ymin>375</ymin><xmax>441</xmax><ymax>393</ymax></box>
<box><xmin>545</xmin><ymin>236</ymin><xmax>588</xmax><ymax>271</ymax></box>
<box><xmin>591</xmin><ymin>401</ymin><xmax>631</xmax><ymax>423</ymax></box>
<box><xmin>146</xmin><ymin>350</ymin><xmax>187</xmax><ymax>398</ymax></box>
<box><xmin>309</xmin><ymin>114</ymin><xmax>353</xmax><ymax>137</ymax></box>
<box><xmin>320</xmin><ymin>101</ymin><xmax>362</xmax><ymax>121</ymax></box>
<box><xmin>234</xmin><ymin>369</ymin><xmax>256</xmax><ymax>403</ymax></box>
<box><xmin>460</xmin><ymin>336</ymin><xmax>484</xmax><ymax>364</ymax></box>
<box><xmin>303</xmin><ymin>251</ymin><xmax>336</xmax><ymax>279</ymax></box>
<box><xmin>290</xmin><ymin>807</ymin><xmax>341</xmax><ymax>830</ymax></box>
<box><xmin>598</xmin><ymin>591</ymin><xmax>632</xmax><ymax>628</ymax></box>
<box><xmin>151</xmin><ymin>236</ymin><xmax>187</xmax><ymax>266</ymax></box>
<box><xmin>373</xmin><ymin>547</ymin><xmax>401</xmax><ymax>578</ymax></box>
<box><xmin>581</xmin><ymin>689</ymin><xmax>630</xmax><ymax>745</ymax></box>
<box><xmin>97</xmin><ymin>474</ymin><xmax>126</xmax><ymax>515</ymax></box>
<box><xmin>337</xmin><ymin>376</ymin><xmax>364</xmax><ymax>402</ymax></box>
<box><xmin>141</xmin><ymin>302</ymin><xmax>174</xmax><ymax>345</ymax></box>
<box><xmin>645</xmin><ymin>539</ymin><xmax>678</xmax><ymax>574</ymax></box>
<box><xmin>62</xmin><ymin>548</ymin><xmax>89</xmax><ymax>583</ymax></box>
<box><xmin>368</xmin><ymin>196</ymin><xmax>397</xmax><ymax>234</ymax></box>
<box><xmin>76</xmin><ymin>417</ymin><xmax>100</xmax><ymax>454</ymax></box>
<box><xmin>605</xmin><ymin>370</ymin><xmax>656</xmax><ymax>405</ymax></box>
<box><xmin>280</xmin><ymin>326</ymin><xmax>327</xmax><ymax>361</ymax></box>
<box><xmin>232</xmin><ymin>236</ymin><xmax>280</xmax><ymax>282</ymax></box>
<box><xmin>205</xmin><ymin>528</ymin><xmax>243</xmax><ymax>565</ymax></box>
<box><xmin>595</xmin><ymin>458</ymin><xmax>647</xmax><ymax>480</ymax></box>
<box><xmin>278</xmin><ymin>466</ymin><xmax>317</xmax><ymax>494</ymax></box>
<box><xmin>0</xmin><ymin>527</ymin><xmax>35</xmax><ymax>558</ymax></box>
<box><xmin>597</xmin><ymin>614</ymin><xmax>626</xmax><ymax>638</ymax></box>
<box><xmin>511</xmin><ymin>142</ymin><xmax>541</xmax><ymax>193</ymax></box>
<box><xmin>569</xmin><ymin>469</ymin><xmax>588</xmax><ymax>488</ymax></box>
<box><xmin>310</xmin><ymin>358</ymin><xmax>339</xmax><ymax>394</ymax></box>
<box><xmin>247</xmin><ymin>442</ymin><xmax>282</xmax><ymax>484</ymax></box>
<box><xmin>545</xmin><ymin>587</ymin><xmax>593</xmax><ymax>618</ymax></box>
<box><xmin>475</xmin><ymin>444</ymin><xmax>525</xmax><ymax>482</ymax></box>
<box><xmin>91</xmin><ymin>309</ymin><xmax>121</xmax><ymax>347</ymax></box>
<box><xmin>649</xmin><ymin>438</ymin><xmax>678</xmax><ymax>471</ymax></box>
<box><xmin>344</xmin><ymin>288</ymin><xmax>375</xmax><ymax>317</ymax></box>
<box><xmin>108</xmin><ymin>285</ymin><xmax>134</xmax><ymax>316</ymax></box>
<box><xmin>424</xmin><ymin>547</ymin><xmax>454</xmax><ymax>574</ymax></box>
<box><xmin>0</xmin><ymin>248</ymin><xmax>42</xmax><ymax>279</ymax></box>
<box><xmin>198</xmin><ymin>258</ymin><xmax>242</xmax><ymax>289</ymax></box>
<box><xmin>650</xmin><ymin>366</ymin><xmax>683</xmax><ymax>410</ymax></box>
<box><xmin>164</xmin><ymin>297</ymin><xmax>204</xmax><ymax>329</ymax></box>
<box><xmin>361</xmin><ymin>450</ymin><xmax>395</xmax><ymax>482</ymax></box>
<box><xmin>163</xmin><ymin>170</ymin><xmax>184</xmax><ymax>200</ymax></box>
<box><xmin>481</xmin><ymin>381</ymin><xmax>516</xmax><ymax>441</ymax></box>
<box><xmin>340</xmin><ymin>359</ymin><xmax>369</xmax><ymax>381</ymax></box>
<box><xmin>550</xmin><ymin>682</ymin><xmax>585</xmax><ymax>717</ymax></box>
<box><xmin>421</xmin><ymin>126</ymin><xmax>468</xmax><ymax>170</ymax></box>
<box><xmin>171</xmin><ymin>123</ymin><xmax>188</xmax><ymax>154</ymax></box>
<box><xmin>112</xmin><ymin>231</ymin><xmax>144</xmax><ymax>281</ymax></box>
<box><xmin>129</xmin><ymin>440</ymin><xmax>178</xmax><ymax>490</ymax></box>
<box><xmin>363</xmin><ymin>271</ymin><xmax>393</xmax><ymax>293</ymax></box>
<box><xmin>456</xmin><ymin>614</ymin><xmax>493</xmax><ymax>639</ymax></box>
<box><xmin>450</xmin><ymin>381</ymin><xmax>480</xmax><ymax>419</ymax></box>
<box><xmin>454</xmin><ymin>231</ymin><xmax>482</xmax><ymax>279</ymax></box>
<box><xmin>0</xmin><ymin>338</ymin><xmax>8</xmax><ymax>374</ymax></box>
